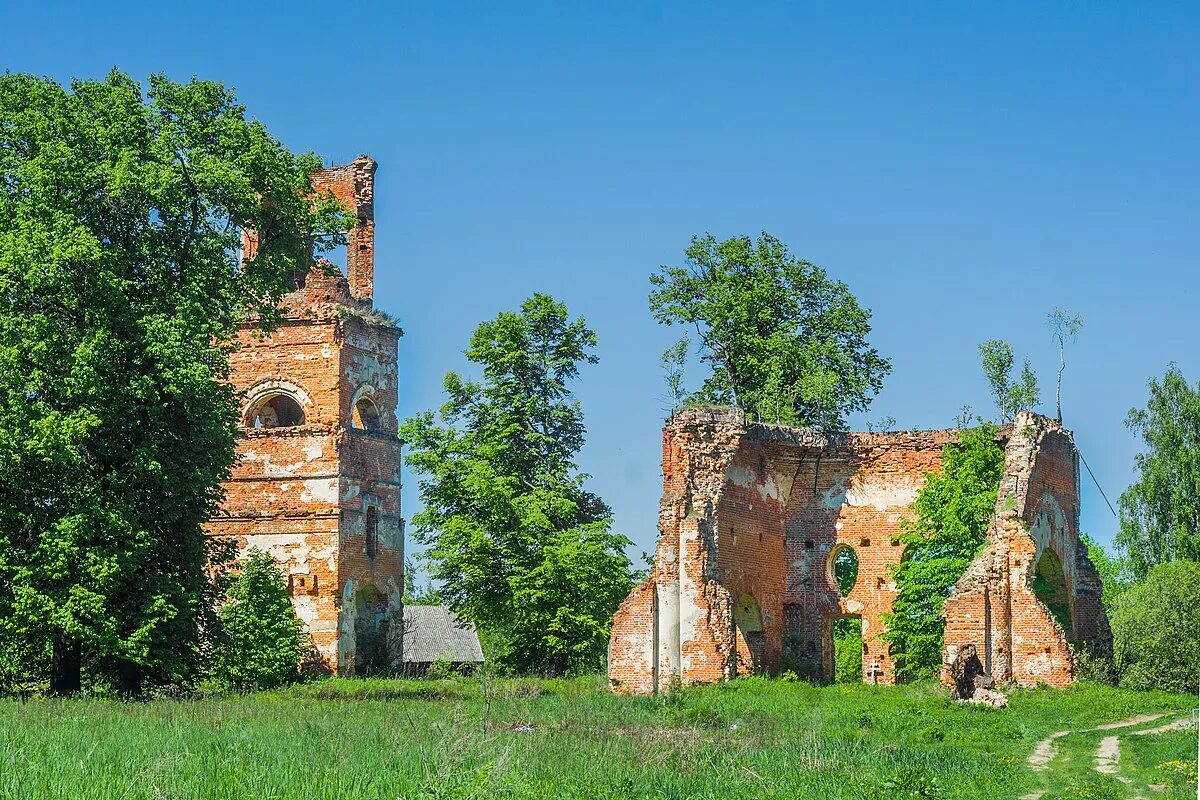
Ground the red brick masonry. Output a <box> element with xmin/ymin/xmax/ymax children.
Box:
<box><xmin>608</xmin><ymin>408</ymin><xmax>1110</xmax><ymax>694</ymax></box>
<box><xmin>206</xmin><ymin>156</ymin><xmax>405</xmax><ymax>675</ymax></box>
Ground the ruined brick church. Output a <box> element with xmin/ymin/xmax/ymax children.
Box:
<box><xmin>608</xmin><ymin>407</ymin><xmax>1111</xmax><ymax>694</ymax></box>
<box><xmin>206</xmin><ymin>156</ymin><xmax>404</xmax><ymax>675</ymax></box>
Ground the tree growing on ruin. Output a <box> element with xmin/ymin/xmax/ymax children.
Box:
<box><xmin>882</xmin><ymin>424</ymin><xmax>1005</xmax><ymax>680</ymax></box>
<box><xmin>1117</xmin><ymin>365</ymin><xmax>1200</xmax><ymax>579</ymax></box>
<box><xmin>0</xmin><ymin>71</ymin><xmax>347</xmax><ymax>694</ymax></box>
<box><xmin>978</xmin><ymin>339</ymin><xmax>1040</xmax><ymax>422</ymax></box>
<box><xmin>648</xmin><ymin>232</ymin><xmax>891</xmax><ymax>430</ymax></box>
<box><xmin>401</xmin><ymin>293</ymin><xmax>634</xmax><ymax>675</ymax></box>
<box><xmin>1045</xmin><ymin>307</ymin><xmax>1084</xmax><ymax>423</ymax></box>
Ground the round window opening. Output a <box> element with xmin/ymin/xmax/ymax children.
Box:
<box><xmin>352</xmin><ymin>397</ymin><xmax>381</xmax><ymax>431</ymax></box>
<box><xmin>247</xmin><ymin>394</ymin><xmax>306</xmax><ymax>429</ymax></box>
<box><xmin>832</xmin><ymin>545</ymin><xmax>859</xmax><ymax>596</ymax></box>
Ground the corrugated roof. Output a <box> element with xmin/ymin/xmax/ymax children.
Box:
<box><xmin>402</xmin><ymin>605</ymin><xmax>485</xmax><ymax>664</ymax></box>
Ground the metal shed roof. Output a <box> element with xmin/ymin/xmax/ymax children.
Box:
<box><xmin>401</xmin><ymin>605</ymin><xmax>485</xmax><ymax>664</ymax></box>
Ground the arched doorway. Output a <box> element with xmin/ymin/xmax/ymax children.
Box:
<box><xmin>1033</xmin><ymin>547</ymin><xmax>1073</xmax><ymax>638</ymax></box>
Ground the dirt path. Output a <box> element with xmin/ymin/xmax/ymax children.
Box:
<box><xmin>1094</xmin><ymin>735</ymin><xmax>1121</xmax><ymax>776</ymax></box>
<box><xmin>1026</xmin><ymin>713</ymin><xmax>1165</xmax><ymax>771</ymax></box>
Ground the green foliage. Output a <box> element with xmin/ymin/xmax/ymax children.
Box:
<box><xmin>0</xmin><ymin>70</ymin><xmax>346</xmax><ymax>691</ymax></box>
<box><xmin>209</xmin><ymin>550</ymin><xmax>303</xmax><ymax>693</ymax></box>
<box><xmin>1110</xmin><ymin>560</ymin><xmax>1200</xmax><ymax>695</ymax></box>
<box><xmin>1117</xmin><ymin>365</ymin><xmax>1200</xmax><ymax>579</ymax></box>
<box><xmin>648</xmin><ymin>232</ymin><xmax>890</xmax><ymax>430</ymax></box>
<box><xmin>883</xmin><ymin>424</ymin><xmax>1005</xmax><ymax>680</ymax></box>
<box><xmin>402</xmin><ymin>557</ymin><xmax>443</xmax><ymax>606</ymax></box>
<box><xmin>1046</xmin><ymin>307</ymin><xmax>1084</xmax><ymax>422</ymax></box>
<box><xmin>833</xmin><ymin>618</ymin><xmax>863</xmax><ymax>683</ymax></box>
<box><xmin>401</xmin><ymin>294</ymin><xmax>633</xmax><ymax>675</ymax></box>
<box><xmin>658</xmin><ymin>334</ymin><xmax>690</xmax><ymax>415</ymax></box>
<box><xmin>1080</xmin><ymin>534</ymin><xmax>1132</xmax><ymax>612</ymax></box>
<box><xmin>833</xmin><ymin>547</ymin><xmax>859</xmax><ymax>595</ymax></box>
<box><xmin>1</xmin><ymin>678</ymin><xmax>1195</xmax><ymax>798</ymax></box>
<box><xmin>978</xmin><ymin>339</ymin><xmax>1040</xmax><ymax>422</ymax></box>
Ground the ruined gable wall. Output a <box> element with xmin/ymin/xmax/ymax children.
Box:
<box><xmin>942</xmin><ymin>412</ymin><xmax>1110</xmax><ymax>687</ymax></box>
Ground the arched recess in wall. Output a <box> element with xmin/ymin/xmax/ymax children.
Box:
<box><xmin>829</xmin><ymin>545</ymin><xmax>859</xmax><ymax>596</ymax></box>
<box><xmin>1032</xmin><ymin>547</ymin><xmax>1073</xmax><ymax>638</ymax></box>
<box><xmin>243</xmin><ymin>380</ymin><xmax>313</xmax><ymax>429</ymax></box>
<box><xmin>734</xmin><ymin>593</ymin><xmax>765</xmax><ymax>675</ymax></box>
<box><xmin>350</xmin><ymin>385</ymin><xmax>383</xmax><ymax>431</ymax></box>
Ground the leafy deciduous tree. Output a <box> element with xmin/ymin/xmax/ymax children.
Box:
<box><xmin>978</xmin><ymin>339</ymin><xmax>1040</xmax><ymax>423</ymax></box>
<box><xmin>648</xmin><ymin>233</ymin><xmax>890</xmax><ymax>430</ymax></box>
<box><xmin>1110</xmin><ymin>560</ymin><xmax>1200</xmax><ymax>694</ymax></box>
<box><xmin>1117</xmin><ymin>365</ymin><xmax>1200</xmax><ymax>579</ymax></box>
<box><xmin>210</xmin><ymin>549</ymin><xmax>304</xmax><ymax>692</ymax></box>
<box><xmin>1045</xmin><ymin>307</ymin><xmax>1084</xmax><ymax>423</ymax></box>
<box><xmin>0</xmin><ymin>70</ymin><xmax>345</xmax><ymax>693</ymax></box>
<box><xmin>401</xmin><ymin>294</ymin><xmax>633</xmax><ymax>675</ymax></box>
<box><xmin>882</xmin><ymin>424</ymin><xmax>1005</xmax><ymax>680</ymax></box>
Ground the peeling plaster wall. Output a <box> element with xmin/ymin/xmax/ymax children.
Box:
<box><xmin>609</xmin><ymin>408</ymin><xmax>953</xmax><ymax>693</ymax></box>
<box><xmin>207</xmin><ymin>157</ymin><xmax>404</xmax><ymax>676</ymax></box>
<box><xmin>609</xmin><ymin>408</ymin><xmax>1110</xmax><ymax>695</ymax></box>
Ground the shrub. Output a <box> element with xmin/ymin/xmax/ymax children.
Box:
<box><xmin>210</xmin><ymin>549</ymin><xmax>304</xmax><ymax>692</ymax></box>
<box><xmin>1110</xmin><ymin>560</ymin><xmax>1200</xmax><ymax>694</ymax></box>
<box><xmin>883</xmin><ymin>424</ymin><xmax>1004</xmax><ymax>680</ymax></box>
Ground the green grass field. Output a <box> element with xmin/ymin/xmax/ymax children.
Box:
<box><xmin>0</xmin><ymin>676</ymin><xmax>1195</xmax><ymax>799</ymax></box>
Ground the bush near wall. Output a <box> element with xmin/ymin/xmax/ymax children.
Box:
<box><xmin>1110</xmin><ymin>560</ymin><xmax>1200</xmax><ymax>695</ymax></box>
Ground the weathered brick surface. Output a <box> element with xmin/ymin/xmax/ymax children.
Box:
<box><xmin>609</xmin><ymin>407</ymin><xmax>1111</xmax><ymax>694</ymax></box>
<box><xmin>942</xmin><ymin>412</ymin><xmax>1111</xmax><ymax>687</ymax></box>
<box><xmin>206</xmin><ymin>157</ymin><xmax>403</xmax><ymax>675</ymax></box>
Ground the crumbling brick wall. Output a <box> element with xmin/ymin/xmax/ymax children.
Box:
<box><xmin>942</xmin><ymin>412</ymin><xmax>1111</xmax><ymax>687</ymax></box>
<box><xmin>206</xmin><ymin>156</ymin><xmax>404</xmax><ymax>675</ymax></box>
<box><xmin>609</xmin><ymin>407</ymin><xmax>1111</xmax><ymax>695</ymax></box>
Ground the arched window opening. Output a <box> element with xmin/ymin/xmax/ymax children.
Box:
<box><xmin>246</xmin><ymin>394</ymin><xmax>305</xmax><ymax>429</ymax></box>
<box><xmin>831</xmin><ymin>545</ymin><xmax>859</xmax><ymax>596</ymax></box>
<box><xmin>352</xmin><ymin>397</ymin><xmax>382</xmax><ymax>431</ymax></box>
<box><xmin>364</xmin><ymin>507</ymin><xmax>380</xmax><ymax>560</ymax></box>
<box><xmin>1033</xmin><ymin>548</ymin><xmax>1073</xmax><ymax>637</ymax></box>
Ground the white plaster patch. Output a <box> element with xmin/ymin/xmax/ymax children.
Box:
<box><xmin>293</xmin><ymin>595</ymin><xmax>318</xmax><ymax>626</ymax></box>
<box><xmin>303</xmin><ymin>443</ymin><xmax>323</xmax><ymax>462</ymax></box>
<box><xmin>302</xmin><ymin>478</ymin><xmax>339</xmax><ymax>504</ymax></box>
<box><xmin>822</xmin><ymin>479</ymin><xmax>849</xmax><ymax>509</ymax></box>
<box><xmin>726</xmin><ymin>463</ymin><xmax>786</xmax><ymax>502</ymax></box>
<box><xmin>844</xmin><ymin>476</ymin><xmax>920</xmax><ymax>511</ymax></box>
<box><xmin>845</xmin><ymin>599</ymin><xmax>864</xmax><ymax>613</ymax></box>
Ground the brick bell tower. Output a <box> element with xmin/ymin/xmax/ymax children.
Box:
<box><xmin>209</xmin><ymin>155</ymin><xmax>404</xmax><ymax>675</ymax></box>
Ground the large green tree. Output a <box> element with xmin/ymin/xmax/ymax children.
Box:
<box><xmin>0</xmin><ymin>71</ymin><xmax>345</xmax><ymax>693</ymax></box>
<box><xmin>401</xmin><ymin>294</ymin><xmax>633</xmax><ymax>674</ymax></box>
<box><xmin>1117</xmin><ymin>365</ymin><xmax>1200</xmax><ymax>578</ymax></box>
<box><xmin>882</xmin><ymin>424</ymin><xmax>1005</xmax><ymax>680</ymax></box>
<box><xmin>649</xmin><ymin>232</ymin><xmax>890</xmax><ymax>430</ymax></box>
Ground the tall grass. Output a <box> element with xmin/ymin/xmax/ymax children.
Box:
<box><xmin>0</xmin><ymin>676</ymin><xmax>1193</xmax><ymax>799</ymax></box>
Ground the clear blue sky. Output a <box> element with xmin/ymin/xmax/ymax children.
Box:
<box><xmin>7</xmin><ymin>2</ymin><xmax>1198</xmax><ymax>558</ymax></box>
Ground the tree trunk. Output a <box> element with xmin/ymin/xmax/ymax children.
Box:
<box><xmin>116</xmin><ymin>659</ymin><xmax>144</xmax><ymax>699</ymax></box>
<box><xmin>50</xmin><ymin>632</ymin><xmax>81</xmax><ymax>695</ymax></box>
